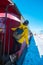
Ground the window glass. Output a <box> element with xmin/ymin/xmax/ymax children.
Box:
<box><xmin>0</xmin><ymin>18</ymin><xmax>5</xmax><ymax>33</ymax></box>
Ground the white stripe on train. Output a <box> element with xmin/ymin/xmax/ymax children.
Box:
<box><xmin>0</xmin><ymin>13</ymin><xmax>21</xmax><ymax>22</ymax></box>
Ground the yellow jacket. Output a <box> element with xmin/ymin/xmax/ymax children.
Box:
<box><xmin>11</xmin><ymin>23</ymin><xmax>29</xmax><ymax>45</ymax></box>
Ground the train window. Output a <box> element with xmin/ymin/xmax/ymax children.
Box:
<box><xmin>0</xmin><ymin>18</ymin><xmax>5</xmax><ymax>33</ymax></box>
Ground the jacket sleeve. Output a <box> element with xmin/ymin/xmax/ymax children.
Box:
<box><xmin>24</xmin><ymin>28</ymin><xmax>29</xmax><ymax>45</ymax></box>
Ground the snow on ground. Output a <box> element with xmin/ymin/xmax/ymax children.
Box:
<box><xmin>34</xmin><ymin>34</ymin><xmax>43</xmax><ymax>57</ymax></box>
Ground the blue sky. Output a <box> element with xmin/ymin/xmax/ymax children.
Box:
<box><xmin>12</xmin><ymin>0</ymin><xmax>43</xmax><ymax>33</ymax></box>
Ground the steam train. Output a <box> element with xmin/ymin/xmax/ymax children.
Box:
<box><xmin>0</xmin><ymin>0</ymin><xmax>28</xmax><ymax>65</ymax></box>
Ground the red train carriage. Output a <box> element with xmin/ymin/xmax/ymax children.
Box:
<box><xmin>0</xmin><ymin>0</ymin><xmax>27</xmax><ymax>65</ymax></box>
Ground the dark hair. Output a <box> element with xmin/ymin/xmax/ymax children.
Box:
<box><xmin>23</xmin><ymin>20</ymin><xmax>29</xmax><ymax>26</ymax></box>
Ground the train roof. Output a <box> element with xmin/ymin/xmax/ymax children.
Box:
<box><xmin>0</xmin><ymin>0</ymin><xmax>21</xmax><ymax>18</ymax></box>
<box><xmin>0</xmin><ymin>0</ymin><xmax>10</xmax><ymax>6</ymax></box>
